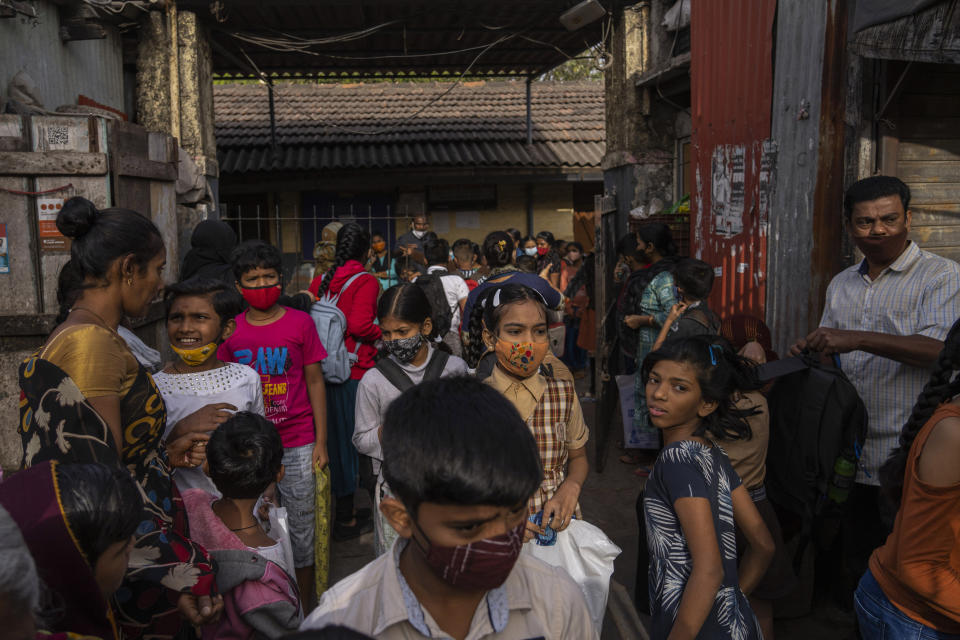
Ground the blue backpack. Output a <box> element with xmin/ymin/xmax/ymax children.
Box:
<box><xmin>310</xmin><ymin>272</ymin><xmax>367</xmax><ymax>384</ymax></box>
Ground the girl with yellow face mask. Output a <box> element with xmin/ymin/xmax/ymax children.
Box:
<box><xmin>153</xmin><ymin>278</ymin><xmax>266</xmax><ymax>497</ymax></box>
<box><xmin>464</xmin><ymin>284</ymin><xmax>590</xmax><ymax>544</ymax></box>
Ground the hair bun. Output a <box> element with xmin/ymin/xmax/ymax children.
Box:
<box><xmin>56</xmin><ymin>196</ymin><xmax>98</xmax><ymax>239</ymax></box>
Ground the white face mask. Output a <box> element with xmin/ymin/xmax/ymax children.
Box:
<box><xmin>412</xmin><ymin>229</ymin><xmax>426</xmax><ymax>239</ymax></box>
<box><xmin>524</xmin><ymin>247</ymin><xmax>538</xmax><ymax>257</ymax></box>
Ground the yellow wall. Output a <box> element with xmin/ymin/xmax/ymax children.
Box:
<box><xmin>427</xmin><ymin>182</ymin><xmax>576</xmax><ymax>244</ymax></box>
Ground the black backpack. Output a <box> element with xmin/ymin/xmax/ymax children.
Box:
<box><xmin>375</xmin><ymin>348</ymin><xmax>450</xmax><ymax>392</ymax></box>
<box><xmin>415</xmin><ymin>272</ymin><xmax>455</xmax><ymax>337</ymax></box>
<box><xmin>760</xmin><ymin>353</ymin><xmax>868</xmax><ymax>548</ymax></box>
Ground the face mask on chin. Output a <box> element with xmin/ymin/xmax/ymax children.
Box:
<box><xmin>171</xmin><ymin>342</ymin><xmax>218</xmax><ymax>366</ymax></box>
<box><xmin>411</xmin><ymin>520</ymin><xmax>525</xmax><ymax>591</ymax></box>
<box><xmin>412</xmin><ymin>229</ymin><xmax>426</xmax><ymax>239</ymax></box>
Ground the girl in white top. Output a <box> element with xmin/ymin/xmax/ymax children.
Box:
<box><xmin>354</xmin><ymin>283</ymin><xmax>469</xmax><ymax>554</ymax></box>
<box><xmin>153</xmin><ymin>279</ymin><xmax>264</xmax><ymax>495</ymax></box>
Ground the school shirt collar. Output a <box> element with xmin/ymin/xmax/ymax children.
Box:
<box><xmin>486</xmin><ymin>362</ymin><xmax>546</xmax><ymax>419</ymax></box>
<box><xmin>373</xmin><ymin>539</ymin><xmax>526</xmax><ymax>637</ymax></box>
<box><xmin>856</xmin><ymin>240</ymin><xmax>920</xmax><ymax>278</ymax></box>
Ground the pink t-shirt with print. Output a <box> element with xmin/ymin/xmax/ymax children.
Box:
<box><xmin>218</xmin><ymin>308</ymin><xmax>327</xmax><ymax>448</ymax></box>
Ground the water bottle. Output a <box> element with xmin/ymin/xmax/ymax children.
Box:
<box><xmin>828</xmin><ymin>455</ymin><xmax>857</xmax><ymax>504</ymax></box>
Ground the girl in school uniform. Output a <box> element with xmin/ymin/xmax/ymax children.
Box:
<box><xmin>353</xmin><ymin>283</ymin><xmax>469</xmax><ymax>555</ymax></box>
<box><xmin>464</xmin><ymin>283</ymin><xmax>589</xmax><ymax>540</ymax></box>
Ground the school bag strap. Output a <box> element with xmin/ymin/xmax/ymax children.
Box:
<box><xmin>323</xmin><ymin>271</ymin><xmax>370</xmax><ymax>355</ymax></box>
<box><xmin>375</xmin><ymin>348</ymin><xmax>450</xmax><ymax>392</ymax></box>
<box><xmin>375</xmin><ymin>358</ymin><xmax>416</xmax><ymax>393</ymax></box>
<box><xmin>422</xmin><ymin>349</ymin><xmax>450</xmax><ymax>381</ymax></box>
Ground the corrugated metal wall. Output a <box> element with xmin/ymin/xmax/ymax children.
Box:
<box><xmin>0</xmin><ymin>0</ymin><xmax>125</xmax><ymax>115</ymax></box>
<box><xmin>689</xmin><ymin>0</ymin><xmax>777</xmax><ymax>320</ymax></box>
<box><xmin>766</xmin><ymin>1</ymin><xmax>830</xmax><ymax>354</ymax></box>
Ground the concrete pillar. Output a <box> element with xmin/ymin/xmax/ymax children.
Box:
<box><xmin>135</xmin><ymin>7</ymin><xmax>217</xmax><ymax>182</ymax></box>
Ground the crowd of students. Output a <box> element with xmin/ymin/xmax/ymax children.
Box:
<box><xmin>1</xmin><ymin>174</ymin><xmax>959</xmax><ymax>640</ymax></box>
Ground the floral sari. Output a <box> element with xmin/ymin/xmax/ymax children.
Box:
<box><xmin>18</xmin><ymin>354</ymin><xmax>216</xmax><ymax>639</ymax></box>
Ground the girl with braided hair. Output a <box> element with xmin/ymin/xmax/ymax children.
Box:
<box><xmin>308</xmin><ymin>223</ymin><xmax>381</xmax><ymax>541</ymax></box>
<box><xmin>466</xmin><ymin>284</ymin><xmax>589</xmax><ymax>540</ymax></box>
<box><xmin>855</xmin><ymin>318</ymin><xmax>960</xmax><ymax>637</ymax></box>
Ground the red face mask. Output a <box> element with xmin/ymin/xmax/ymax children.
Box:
<box><xmin>536</xmin><ymin>246</ymin><xmax>549</xmax><ymax>256</ymax></box>
<box><xmin>413</xmin><ymin>521</ymin><xmax>525</xmax><ymax>591</ymax></box>
<box><xmin>240</xmin><ymin>284</ymin><xmax>281</xmax><ymax>310</ymax></box>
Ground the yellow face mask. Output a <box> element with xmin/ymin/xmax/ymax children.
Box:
<box><xmin>170</xmin><ymin>342</ymin><xmax>218</xmax><ymax>367</ymax></box>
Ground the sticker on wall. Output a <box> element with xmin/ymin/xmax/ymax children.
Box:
<box><xmin>737</xmin><ymin>262</ymin><xmax>749</xmax><ymax>274</ymax></box>
<box><xmin>37</xmin><ymin>198</ymin><xmax>69</xmax><ymax>251</ymax></box>
<box><xmin>0</xmin><ymin>223</ymin><xmax>8</xmax><ymax>274</ymax></box>
<box><xmin>711</xmin><ymin>144</ymin><xmax>746</xmax><ymax>237</ymax></box>
<box><xmin>714</xmin><ymin>266</ymin><xmax>723</xmax><ymax>277</ymax></box>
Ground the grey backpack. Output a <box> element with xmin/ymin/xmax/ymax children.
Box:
<box><xmin>310</xmin><ymin>272</ymin><xmax>366</xmax><ymax>384</ymax></box>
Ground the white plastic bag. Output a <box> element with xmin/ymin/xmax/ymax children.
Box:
<box><xmin>253</xmin><ymin>497</ymin><xmax>297</xmax><ymax>580</ymax></box>
<box><xmin>521</xmin><ymin>520</ymin><xmax>621</xmax><ymax>634</ymax></box>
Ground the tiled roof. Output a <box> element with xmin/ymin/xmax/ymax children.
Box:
<box><xmin>214</xmin><ymin>81</ymin><xmax>605</xmax><ymax>173</ymax></box>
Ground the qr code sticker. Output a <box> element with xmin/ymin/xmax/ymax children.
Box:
<box><xmin>46</xmin><ymin>126</ymin><xmax>69</xmax><ymax>147</ymax></box>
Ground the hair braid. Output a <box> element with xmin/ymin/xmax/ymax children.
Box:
<box><xmin>880</xmin><ymin>319</ymin><xmax>960</xmax><ymax>508</ymax></box>
<box><xmin>464</xmin><ymin>289</ymin><xmax>493</xmax><ymax>368</ymax></box>
<box><xmin>314</xmin><ymin>223</ymin><xmax>370</xmax><ymax>299</ymax></box>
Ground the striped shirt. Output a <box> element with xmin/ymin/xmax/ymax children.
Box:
<box><xmin>820</xmin><ymin>241</ymin><xmax>960</xmax><ymax>485</ymax></box>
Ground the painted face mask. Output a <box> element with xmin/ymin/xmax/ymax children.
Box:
<box><xmin>494</xmin><ymin>338</ymin><xmax>550</xmax><ymax>378</ymax></box>
<box><xmin>240</xmin><ymin>284</ymin><xmax>282</xmax><ymax>311</ymax></box>
<box><xmin>383</xmin><ymin>333</ymin><xmax>423</xmax><ymax>364</ymax></box>
<box><xmin>412</xmin><ymin>521</ymin><xmax>525</xmax><ymax>591</ymax></box>
<box><xmin>171</xmin><ymin>342</ymin><xmax>218</xmax><ymax>367</ymax></box>
<box><xmin>524</xmin><ymin>247</ymin><xmax>538</xmax><ymax>257</ymax></box>
<box><xmin>536</xmin><ymin>246</ymin><xmax>549</xmax><ymax>256</ymax></box>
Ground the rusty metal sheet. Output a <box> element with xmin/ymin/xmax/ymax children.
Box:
<box><xmin>689</xmin><ymin>0</ymin><xmax>776</xmax><ymax>320</ymax></box>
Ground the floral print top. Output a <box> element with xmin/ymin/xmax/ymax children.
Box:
<box><xmin>644</xmin><ymin>440</ymin><xmax>762</xmax><ymax>640</ymax></box>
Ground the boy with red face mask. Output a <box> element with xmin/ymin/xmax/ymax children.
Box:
<box><xmin>219</xmin><ymin>240</ymin><xmax>329</xmax><ymax>609</ymax></box>
<box><xmin>301</xmin><ymin>376</ymin><xmax>595</xmax><ymax>638</ymax></box>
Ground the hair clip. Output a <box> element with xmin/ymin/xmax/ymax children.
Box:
<box><xmin>497</xmin><ymin>240</ymin><xmax>506</xmax><ymax>251</ymax></box>
<box><xmin>709</xmin><ymin>344</ymin><xmax>722</xmax><ymax>366</ymax></box>
<box><xmin>493</xmin><ymin>288</ymin><xmax>502</xmax><ymax>308</ymax></box>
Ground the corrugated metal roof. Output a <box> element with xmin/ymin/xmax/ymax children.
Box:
<box><xmin>215</xmin><ymin>80</ymin><xmax>605</xmax><ymax>173</ymax></box>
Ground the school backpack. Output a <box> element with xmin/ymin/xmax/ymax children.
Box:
<box><xmin>310</xmin><ymin>272</ymin><xmax>367</xmax><ymax>384</ymax></box>
<box><xmin>415</xmin><ymin>272</ymin><xmax>455</xmax><ymax>337</ymax></box>
<box><xmin>375</xmin><ymin>348</ymin><xmax>450</xmax><ymax>392</ymax></box>
<box><xmin>759</xmin><ymin>352</ymin><xmax>868</xmax><ymax>552</ymax></box>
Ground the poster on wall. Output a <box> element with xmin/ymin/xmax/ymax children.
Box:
<box><xmin>711</xmin><ymin>145</ymin><xmax>745</xmax><ymax>237</ymax></box>
<box><xmin>0</xmin><ymin>223</ymin><xmax>8</xmax><ymax>274</ymax></box>
<box><xmin>37</xmin><ymin>197</ymin><xmax>69</xmax><ymax>251</ymax></box>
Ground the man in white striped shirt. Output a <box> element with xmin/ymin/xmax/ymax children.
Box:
<box><xmin>792</xmin><ymin>175</ymin><xmax>960</xmax><ymax>601</ymax></box>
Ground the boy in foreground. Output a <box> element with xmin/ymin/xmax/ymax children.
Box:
<box><xmin>300</xmin><ymin>376</ymin><xmax>595</xmax><ymax>639</ymax></box>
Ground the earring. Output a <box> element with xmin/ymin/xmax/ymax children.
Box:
<box><xmin>127</xmin><ymin>278</ymin><xmax>133</xmax><ymax>286</ymax></box>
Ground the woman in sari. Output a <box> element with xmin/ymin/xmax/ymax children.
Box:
<box><xmin>0</xmin><ymin>462</ymin><xmax>143</xmax><ymax>640</ymax></box>
<box><xmin>18</xmin><ymin>197</ymin><xmax>222</xmax><ymax>638</ymax></box>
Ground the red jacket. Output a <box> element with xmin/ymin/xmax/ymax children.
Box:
<box><xmin>309</xmin><ymin>260</ymin><xmax>381</xmax><ymax>380</ymax></box>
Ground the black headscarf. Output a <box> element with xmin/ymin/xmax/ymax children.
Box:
<box><xmin>180</xmin><ymin>220</ymin><xmax>238</xmax><ymax>285</ymax></box>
